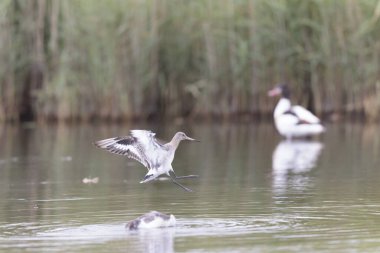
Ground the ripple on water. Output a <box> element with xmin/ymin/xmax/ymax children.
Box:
<box><xmin>0</xmin><ymin>215</ymin><xmax>295</xmax><ymax>248</ymax></box>
<box><xmin>2</xmin><ymin>210</ymin><xmax>380</xmax><ymax>253</ymax></box>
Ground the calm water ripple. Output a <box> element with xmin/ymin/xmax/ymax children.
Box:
<box><xmin>1</xmin><ymin>123</ymin><xmax>380</xmax><ymax>252</ymax></box>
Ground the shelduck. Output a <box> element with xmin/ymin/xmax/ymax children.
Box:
<box><xmin>268</xmin><ymin>84</ymin><xmax>325</xmax><ymax>139</ymax></box>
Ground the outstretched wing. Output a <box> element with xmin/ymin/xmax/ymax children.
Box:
<box><xmin>94</xmin><ymin>136</ymin><xmax>149</xmax><ymax>168</ymax></box>
<box><xmin>94</xmin><ymin>130</ymin><xmax>163</xmax><ymax>169</ymax></box>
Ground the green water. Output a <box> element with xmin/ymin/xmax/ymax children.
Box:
<box><xmin>0</xmin><ymin>123</ymin><xmax>380</xmax><ymax>252</ymax></box>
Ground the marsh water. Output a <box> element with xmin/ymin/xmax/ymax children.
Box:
<box><xmin>1</xmin><ymin>122</ymin><xmax>380</xmax><ymax>252</ymax></box>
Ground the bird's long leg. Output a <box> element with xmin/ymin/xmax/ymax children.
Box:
<box><xmin>175</xmin><ymin>175</ymin><xmax>199</xmax><ymax>179</ymax></box>
<box><xmin>169</xmin><ymin>173</ymin><xmax>193</xmax><ymax>192</ymax></box>
<box><xmin>171</xmin><ymin>170</ymin><xmax>199</xmax><ymax>179</ymax></box>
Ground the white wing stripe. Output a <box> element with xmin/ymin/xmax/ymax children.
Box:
<box><xmin>114</xmin><ymin>144</ymin><xmax>130</xmax><ymax>151</ymax></box>
<box><xmin>94</xmin><ymin>130</ymin><xmax>163</xmax><ymax>170</ymax></box>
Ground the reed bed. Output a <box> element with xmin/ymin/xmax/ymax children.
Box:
<box><xmin>0</xmin><ymin>0</ymin><xmax>380</xmax><ymax>122</ymax></box>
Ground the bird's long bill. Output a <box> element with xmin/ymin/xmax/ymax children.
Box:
<box><xmin>267</xmin><ymin>87</ymin><xmax>281</xmax><ymax>97</ymax></box>
<box><xmin>186</xmin><ymin>136</ymin><xmax>199</xmax><ymax>142</ymax></box>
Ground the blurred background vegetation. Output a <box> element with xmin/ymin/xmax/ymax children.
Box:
<box><xmin>0</xmin><ymin>0</ymin><xmax>380</xmax><ymax>122</ymax></box>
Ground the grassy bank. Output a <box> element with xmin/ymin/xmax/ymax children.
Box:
<box><xmin>0</xmin><ymin>0</ymin><xmax>380</xmax><ymax>122</ymax></box>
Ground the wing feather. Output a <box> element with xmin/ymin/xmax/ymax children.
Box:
<box><xmin>94</xmin><ymin>130</ymin><xmax>164</xmax><ymax>169</ymax></box>
<box><xmin>94</xmin><ymin>136</ymin><xmax>149</xmax><ymax>168</ymax></box>
<box><xmin>292</xmin><ymin>105</ymin><xmax>320</xmax><ymax>124</ymax></box>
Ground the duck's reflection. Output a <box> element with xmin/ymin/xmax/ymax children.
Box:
<box><xmin>272</xmin><ymin>140</ymin><xmax>323</xmax><ymax>194</ymax></box>
<box><xmin>132</xmin><ymin>228</ymin><xmax>175</xmax><ymax>253</ymax></box>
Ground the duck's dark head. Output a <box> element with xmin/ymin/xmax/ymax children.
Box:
<box><xmin>126</xmin><ymin>219</ymin><xmax>140</xmax><ymax>231</ymax></box>
<box><xmin>268</xmin><ymin>84</ymin><xmax>290</xmax><ymax>99</ymax></box>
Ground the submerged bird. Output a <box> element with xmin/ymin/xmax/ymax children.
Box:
<box><xmin>94</xmin><ymin>130</ymin><xmax>198</xmax><ymax>192</ymax></box>
<box><xmin>126</xmin><ymin>211</ymin><xmax>176</xmax><ymax>230</ymax></box>
<box><xmin>268</xmin><ymin>84</ymin><xmax>325</xmax><ymax>139</ymax></box>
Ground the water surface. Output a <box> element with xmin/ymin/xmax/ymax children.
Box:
<box><xmin>0</xmin><ymin>122</ymin><xmax>380</xmax><ymax>252</ymax></box>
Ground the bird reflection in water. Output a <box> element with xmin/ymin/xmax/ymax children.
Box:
<box><xmin>129</xmin><ymin>227</ymin><xmax>175</xmax><ymax>253</ymax></box>
<box><xmin>271</xmin><ymin>140</ymin><xmax>323</xmax><ymax>194</ymax></box>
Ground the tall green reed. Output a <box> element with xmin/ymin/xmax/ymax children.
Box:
<box><xmin>0</xmin><ymin>0</ymin><xmax>379</xmax><ymax>122</ymax></box>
